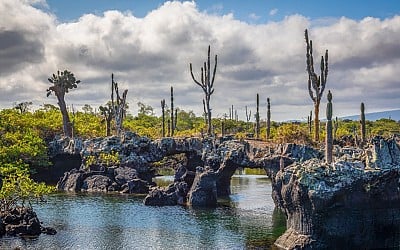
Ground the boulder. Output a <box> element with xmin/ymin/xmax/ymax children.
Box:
<box><xmin>81</xmin><ymin>175</ymin><xmax>112</xmax><ymax>192</ymax></box>
<box><xmin>187</xmin><ymin>167</ymin><xmax>218</xmax><ymax>207</ymax></box>
<box><xmin>120</xmin><ymin>179</ymin><xmax>149</xmax><ymax>194</ymax></box>
<box><xmin>56</xmin><ymin>169</ymin><xmax>85</xmax><ymax>191</ymax></box>
<box><xmin>114</xmin><ymin>166</ymin><xmax>138</xmax><ymax>186</ymax></box>
<box><xmin>1</xmin><ymin>207</ymin><xmax>56</xmax><ymax>237</ymax></box>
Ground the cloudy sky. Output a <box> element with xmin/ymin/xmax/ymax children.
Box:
<box><xmin>1</xmin><ymin>0</ymin><xmax>400</xmax><ymax>121</ymax></box>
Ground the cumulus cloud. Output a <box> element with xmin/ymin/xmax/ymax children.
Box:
<box><xmin>0</xmin><ymin>0</ymin><xmax>399</xmax><ymax>121</ymax></box>
<box><xmin>269</xmin><ymin>8</ymin><xmax>278</xmax><ymax>16</ymax></box>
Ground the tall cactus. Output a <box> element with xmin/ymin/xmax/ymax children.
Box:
<box><xmin>325</xmin><ymin>90</ymin><xmax>333</xmax><ymax>164</ymax></box>
<box><xmin>221</xmin><ymin>119</ymin><xmax>225</xmax><ymax>137</ymax></box>
<box><xmin>161</xmin><ymin>99</ymin><xmax>166</xmax><ymax>137</ymax></box>
<box><xmin>174</xmin><ymin>108</ymin><xmax>178</xmax><ymax>130</ymax></box>
<box><xmin>245</xmin><ymin>106</ymin><xmax>251</xmax><ymax>130</ymax></box>
<box><xmin>333</xmin><ymin>116</ymin><xmax>338</xmax><ymax>140</ymax></box>
<box><xmin>305</xmin><ymin>29</ymin><xmax>328</xmax><ymax>142</ymax></box>
<box><xmin>190</xmin><ymin>45</ymin><xmax>217</xmax><ymax>136</ymax></box>
<box><xmin>266</xmin><ymin>97</ymin><xmax>271</xmax><ymax>140</ymax></box>
<box><xmin>47</xmin><ymin>70</ymin><xmax>81</xmax><ymax>138</ymax></box>
<box><xmin>255</xmin><ymin>93</ymin><xmax>260</xmax><ymax>139</ymax></box>
<box><xmin>170</xmin><ymin>86</ymin><xmax>174</xmax><ymax>136</ymax></box>
<box><xmin>308</xmin><ymin>110</ymin><xmax>313</xmax><ymax>134</ymax></box>
<box><xmin>167</xmin><ymin>119</ymin><xmax>171</xmax><ymax>137</ymax></box>
<box><xmin>360</xmin><ymin>102</ymin><xmax>366</xmax><ymax>145</ymax></box>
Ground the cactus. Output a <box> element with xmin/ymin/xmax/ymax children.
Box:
<box><xmin>170</xmin><ymin>86</ymin><xmax>174</xmax><ymax>136</ymax></box>
<box><xmin>189</xmin><ymin>45</ymin><xmax>218</xmax><ymax>136</ymax></box>
<box><xmin>255</xmin><ymin>93</ymin><xmax>260</xmax><ymax>139</ymax></box>
<box><xmin>266</xmin><ymin>97</ymin><xmax>271</xmax><ymax>140</ymax></box>
<box><xmin>47</xmin><ymin>70</ymin><xmax>81</xmax><ymax>137</ymax></box>
<box><xmin>221</xmin><ymin>119</ymin><xmax>225</xmax><ymax>136</ymax></box>
<box><xmin>245</xmin><ymin>106</ymin><xmax>251</xmax><ymax>130</ymax></box>
<box><xmin>325</xmin><ymin>90</ymin><xmax>333</xmax><ymax>164</ymax></box>
<box><xmin>360</xmin><ymin>102</ymin><xmax>366</xmax><ymax>145</ymax></box>
<box><xmin>174</xmin><ymin>108</ymin><xmax>178</xmax><ymax>130</ymax></box>
<box><xmin>305</xmin><ymin>29</ymin><xmax>328</xmax><ymax>142</ymax></box>
<box><xmin>99</xmin><ymin>102</ymin><xmax>113</xmax><ymax>136</ymax></box>
<box><xmin>308</xmin><ymin>110</ymin><xmax>312</xmax><ymax>134</ymax></box>
<box><xmin>333</xmin><ymin>116</ymin><xmax>338</xmax><ymax>140</ymax></box>
<box><xmin>167</xmin><ymin>119</ymin><xmax>171</xmax><ymax>137</ymax></box>
<box><xmin>161</xmin><ymin>99</ymin><xmax>166</xmax><ymax>137</ymax></box>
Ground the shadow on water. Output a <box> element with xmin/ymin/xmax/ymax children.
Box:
<box><xmin>0</xmin><ymin>175</ymin><xmax>286</xmax><ymax>250</ymax></box>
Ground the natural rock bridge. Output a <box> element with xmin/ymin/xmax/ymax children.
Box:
<box><xmin>50</xmin><ymin>132</ymin><xmax>400</xmax><ymax>248</ymax></box>
<box><xmin>52</xmin><ymin>132</ymin><xmax>319</xmax><ymax>205</ymax></box>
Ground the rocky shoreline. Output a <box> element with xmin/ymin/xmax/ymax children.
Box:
<box><xmin>46</xmin><ymin>132</ymin><xmax>400</xmax><ymax>248</ymax></box>
<box><xmin>273</xmin><ymin>135</ymin><xmax>400</xmax><ymax>249</ymax></box>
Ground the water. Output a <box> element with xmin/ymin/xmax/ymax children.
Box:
<box><xmin>0</xmin><ymin>175</ymin><xmax>286</xmax><ymax>250</ymax></box>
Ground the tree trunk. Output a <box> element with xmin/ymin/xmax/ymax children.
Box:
<box><xmin>314</xmin><ymin>101</ymin><xmax>320</xmax><ymax>141</ymax></box>
<box><xmin>57</xmin><ymin>95</ymin><xmax>72</xmax><ymax>137</ymax></box>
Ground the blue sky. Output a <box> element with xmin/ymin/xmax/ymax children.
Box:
<box><xmin>1</xmin><ymin>0</ymin><xmax>400</xmax><ymax>121</ymax></box>
<box><xmin>44</xmin><ymin>0</ymin><xmax>400</xmax><ymax>23</ymax></box>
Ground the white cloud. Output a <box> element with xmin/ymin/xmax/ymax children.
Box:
<box><xmin>0</xmin><ymin>0</ymin><xmax>399</xmax><ymax>121</ymax></box>
<box><xmin>249</xmin><ymin>13</ymin><xmax>260</xmax><ymax>21</ymax></box>
<box><xmin>269</xmin><ymin>8</ymin><xmax>278</xmax><ymax>16</ymax></box>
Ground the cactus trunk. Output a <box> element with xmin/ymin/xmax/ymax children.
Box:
<box><xmin>161</xmin><ymin>99</ymin><xmax>166</xmax><ymax>137</ymax></box>
<box><xmin>314</xmin><ymin>103</ymin><xmax>320</xmax><ymax>141</ymax></box>
<box><xmin>325</xmin><ymin>90</ymin><xmax>333</xmax><ymax>164</ymax></box>
<box><xmin>170</xmin><ymin>86</ymin><xmax>174</xmax><ymax>137</ymax></box>
<box><xmin>360</xmin><ymin>102</ymin><xmax>366</xmax><ymax>145</ymax></box>
<box><xmin>255</xmin><ymin>93</ymin><xmax>260</xmax><ymax>139</ymax></box>
<box><xmin>267</xmin><ymin>97</ymin><xmax>271</xmax><ymax>140</ymax></box>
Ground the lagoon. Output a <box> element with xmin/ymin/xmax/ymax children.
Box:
<box><xmin>0</xmin><ymin>175</ymin><xmax>285</xmax><ymax>250</ymax></box>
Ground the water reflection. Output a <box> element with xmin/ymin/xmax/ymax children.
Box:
<box><xmin>0</xmin><ymin>175</ymin><xmax>285</xmax><ymax>249</ymax></box>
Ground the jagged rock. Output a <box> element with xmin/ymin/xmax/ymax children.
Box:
<box><xmin>81</xmin><ymin>175</ymin><xmax>112</xmax><ymax>192</ymax></box>
<box><xmin>144</xmin><ymin>181</ymin><xmax>189</xmax><ymax>206</ymax></box>
<box><xmin>1</xmin><ymin>207</ymin><xmax>56</xmax><ymax>237</ymax></box>
<box><xmin>120</xmin><ymin>179</ymin><xmax>149</xmax><ymax>194</ymax></box>
<box><xmin>57</xmin><ymin>169</ymin><xmax>85</xmax><ymax>191</ymax></box>
<box><xmin>273</xmin><ymin>137</ymin><xmax>400</xmax><ymax>249</ymax></box>
<box><xmin>187</xmin><ymin>167</ymin><xmax>218</xmax><ymax>207</ymax></box>
<box><xmin>114</xmin><ymin>166</ymin><xmax>138</xmax><ymax>186</ymax></box>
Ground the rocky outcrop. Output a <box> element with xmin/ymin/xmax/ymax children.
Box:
<box><xmin>273</xmin><ymin>136</ymin><xmax>400</xmax><ymax>249</ymax></box>
<box><xmin>143</xmin><ymin>181</ymin><xmax>189</xmax><ymax>206</ymax></box>
<box><xmin>0</xmin><ymin>207</ymin><xmax>56</xmax><ymax>237</ymax></box>
<box><xmin>187</xmin><ymin>167</ymin><xmax>218</xmax><ymax>207</ymax></box>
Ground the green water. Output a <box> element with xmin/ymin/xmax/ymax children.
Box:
<box><xmin>0</xmin><ymin>175</ymin><xmax>285</xmax><ymax>250</ymax></box>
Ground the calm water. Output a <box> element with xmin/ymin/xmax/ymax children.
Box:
<box><xmin>0</xmin><ymin>175</ymin><xmax>286</xmax><ymax>250</ymax></box>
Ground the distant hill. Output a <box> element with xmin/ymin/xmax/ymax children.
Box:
<box><xmin>340</xmin><ymin>109</ymin><xmax>400</xmax><ymax>121</ymax></box>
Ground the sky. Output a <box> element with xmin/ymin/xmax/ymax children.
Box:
<box><xmin>1</xmin><ymin>0</ymin><xmax>400</xmax><ymax>121</ymax></box>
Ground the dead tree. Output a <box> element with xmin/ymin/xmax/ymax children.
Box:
<box><xmin>305</xmin><ymin>29</ymin><xmax>328</xmax><ymax>142</ymax></box>
<box><xmin>111</xmin><ymin>73</ymin><xmax>128</xmax><ymax>137</ymax></box>
<box><xmin>190</xmin><ymin>45</ymin><xmax>218</xmax><ymax>136</ymax></box>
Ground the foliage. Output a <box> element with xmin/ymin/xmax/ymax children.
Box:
<box><xmin>0</xmin><ymin>164</ymin><xmax>55</xmax><ymax>211</ymax></box>
<box><xmin>84</xmin><ymin>151</ymin><xmax>120</xmax><ymax>168</ymax></box>
<box><xmin>275</xmin><ymin>123</ymin><xmax>313</xmax><ymax>144</ymax></box>
<box><xmin>0</xmin><ymin>109</ymin><xmax>55</xmax><ymax>211</ymax></box>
